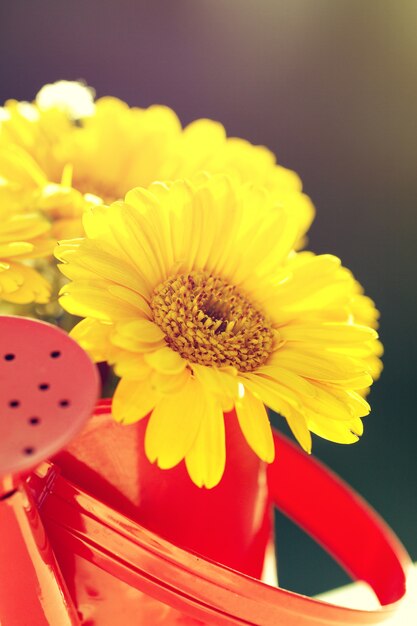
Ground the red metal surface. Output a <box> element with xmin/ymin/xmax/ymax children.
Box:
<box><xmin>268</xmin><ymin>431</ymin><xmax>411</xmax><ymax>607</ymax></box>
<box><xmin>28</xmin><ymin>430</ymin><xmax>411</xmax><ymax>626</ymax></box>
<box><xmin>0</xmin><ymin>483</ymin><xmax>80</xmax><ymax>626</ymax></box>
<box><xmin>53</xmin><ymin>408</ymin><xmax>272</xmax><ymax>578</ymax></box>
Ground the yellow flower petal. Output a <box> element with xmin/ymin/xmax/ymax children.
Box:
<box><xmin>107</xmin><ymin>284</ymin><xmax>152</xmax><ymax>319</ymax></box>
<box><xmin>242</xmin><ymin>372</ymin><xmax>302</xmax><ymax>411</ymax></box>
<box><xmin>70</xmin><ymin>318</ymin><xmax>114</xmax><ymax>362</ymax></box>
<box><xmin>112</xmin><ymin>352</ymin><xmax>150</xmax><ymax>381</ymax></box>
<box><xmin>0</xmin><ymin>242</ymin><xmax>34</xmax><ymax>258</ymax></box>
<box><xmin>61</xmin><ymin>237</ymin><xmax>152</xmax><ymax>295</ymax></box>
<box><xmin>255</xmin><ymin>365</ymin><xmax>365</xmax><ymax>422</ymax></box>
<box><xmin>191</xmin><ymin>363</ymin><xmax>239</xmax><ymax>410</ymax></box>
<box><xmin>112</xmin><ymin>378</ymin><xmax>157</xmax><ymax>425</ymax></box>
<box><xmin>285</xmin><ymin>409</ymin><xmax>312</xmax><ymax>453</ymax></box>
<box><xmin>280</xmin><ymin>322</ymin><xmax>378</xmax><ymax>345</ymax></box>
<box><xmin>185</xmin><ymin>398</ymin><xmax>226</xmax><ymax>488</ymax></box>
<box><xmin>112</xmin><ymin>319</ymin><xmax>166</xmax><ymax>352</ymax></box>
<box><xmin>149</xmin><ymin>367</ymin><xmax>191</xmax><ymax>394</ymax></box>
<box><xmin>0</xmin><ymin>262</ymin><xmax>21</xmax><ymax>293</ymax></box>
<box><xmin>108</xmin><ymin>200</ymin><xmax>170</xmax><ymax>286</ymax></box>
<box><xmin>270</xmin><ymin>348</ymin><xmax>373</xmax><ymax>389</ymax></box>
<box><xmin>0</xmin><ymin>145</ymin><xmax>47</xmax><ymax>188</ymax></box>
<box><xmin>235</xmin><ymin>389</ymin><xmax>275</xmax><ymax>463</ymax></box>
<box><xmin>271</xmin><ymin>255</ymin><xmax>346</xmax><ymax>310</ymax></box>
<box><xmin>308</xmin><ymin>414</ymin><xmax>363</xmax><ymax>444</ymax></box>
<box><xmin>145</xmin><ymin>377</ymin><xmax>205</xmax><ymax>469</ymax></box>
<box><xmin>256</xmin><ymin>365</ymin><xmax>319</xmax><ymax>399</ymax></box>
<box><xmin>0</xmin><ymin>262</ymin><xmax>50</xmax><ymax>303</ymax></box>
<box><xmin>144</xmin><ymin>346</ymin><xmax>187</xmax><ymax>375</ymax></box>
<box><xmin>0</xmin><ymin>211</ymin><xmax>51</xmax><ymax>241</ymax></box>
<box><xmin>59</xmin><ymin>280</ymin><xmax>143</xmax><ymax>321</ymax></box>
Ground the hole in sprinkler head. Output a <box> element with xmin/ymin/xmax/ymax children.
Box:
<box><xmin>38</xmin><ymin>383</ymin><xmax>50</xmax><ymax>391</ymax></box>
<box><xmin>23</xmin><ymin>447</ymin><xmax>35</xmax><ymax>456</ymax></box>
<box><xmin>3</xmin><ymin>353</ymin><xmax>15</xmax><ymax>361</ymax></box>
<box><xmin>9</xmin><ymin>400</ymin><xmax>20</xmax><ymax>408</ymax></box>
<box><xmin>28</xmin><ymin>417</ymin><xmax>41</xmax><ymax>425</ymax></box>
<box><xmin>59</xmin><ymin>399</ymin><xmax>70</xmax><ymax>408</ymax></box>
<box><xmin>50</xmin><ymin>350</ymin><xmax>61</xmax><ymax>359</ymax></box>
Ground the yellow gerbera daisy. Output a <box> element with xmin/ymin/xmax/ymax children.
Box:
<box><xmin>56</xmin><ymin>176</ymin><xmax>380</xmax><ymax>488</ymax></box>
<box><xmin>0</xmin><ymin>209</ymin><xmax>54</xmax><ymax>304</ymax></box>
<box><xmin>0</xmin><ymin>81</ymin><xmax>314</xmax><ymax>241</ymax></box>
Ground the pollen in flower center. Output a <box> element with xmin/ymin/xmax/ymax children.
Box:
<box><xmin>150</xmin><ymin>271</ymin><xmax>275</xmax><ymax>372</ymax></box>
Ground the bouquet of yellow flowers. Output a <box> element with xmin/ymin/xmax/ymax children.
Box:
<box><xmin>1</xmin><ymin>82</ymin><xmax>408</xmax><ymax>626</ymax></box>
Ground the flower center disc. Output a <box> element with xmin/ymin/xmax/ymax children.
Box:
<box><xmin>151</xmin><ymin>271</ymin><xmax>274</xmax><ymax>372</ymax></box>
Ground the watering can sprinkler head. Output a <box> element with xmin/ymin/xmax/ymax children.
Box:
<box><xmin>0</xmin><ymin>315</ymin><xmax>100</xmax><ymax>495</ymax></box>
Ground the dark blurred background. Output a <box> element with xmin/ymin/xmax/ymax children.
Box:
<box><xmin>1</xmin><ymin>0</ymin><xmax>416</xmax><ymax>596</ymax></box>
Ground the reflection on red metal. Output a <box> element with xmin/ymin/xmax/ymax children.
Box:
<box><xmin>25</xmin><ymin>429</ymin><xmax>411</xmax><ymax>626</ymax></box>
<box><xmin>0</xmin><ymin>483</ymin><xmax>80</xmax><ymax>626</ymax></box>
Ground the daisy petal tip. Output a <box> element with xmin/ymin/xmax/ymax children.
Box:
<box><xmin>143</xmin><ymin>431</ymin><xmax>157</xmax><ymax>461</ymax></box>
<box><xmin>264</xmin><ymin>446</ymin><xmax>276</xmax><ymax>464</ymax></box>
<box><xmin>186</xmin><ymin>457</ymin><xmax>224</xmax><ymax>490</ymax></box>
<box><xmin>204</xmin><ymin>476</ymin><xmax>222</xmax><ymax>490</ymax></box>
<box><xmin>191</xmin><ymin>475</ymin><xmax>204</xmax><ymax>489</ymax></box>
<box><xmin>144</xmin><ymin>447</ymin><xmax>157</xmax><ymax>466</ymax></box>
<box><xmin>196</xmin><ymin>470</ymin><xmax>223</xmax><ymax>490</ymax></box>
<box><xmin>301</xmin><ymin>438</ymin><xmax>312</xmax><ymax>455</ymax></box>
<box><xmin>156</xmin><ymin>458</ymin><xmax>171</xmax><ymax>471</ymax></box>
<box><xmin>113</xmin><ymin>411</ymin><xmax>138</xmax><ymax>426</ymax></box>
